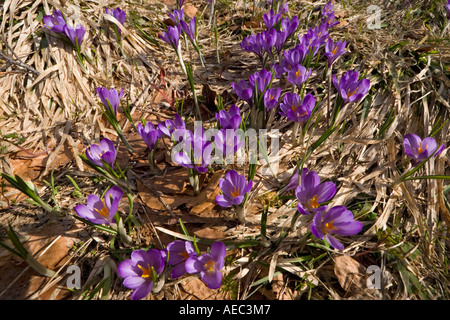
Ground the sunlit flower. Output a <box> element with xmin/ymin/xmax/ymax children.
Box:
<box><xmin>105</xmin><ymin>7</ymin><xmax>126</xmax><ymax>35</ymax></box>
<box><xmin>215</xmin><ymin>105</ymin><xmax>241</xmax><ymax>130</ymax></box>
<box><xmin>96</xmin><ymin>87</ymin><xmax>124</xmax><ymax>115</ymax></box>
<box><xmin>403</xmin><ymin>134</ymin><xmax>445</xmax><ymax>167</ymax></box>
<box><xmin>85</xmin><ymin>138</ymin><xmax>117</xmax><ymax>168</ymax></box>
<box><xmin>216</xmin><ymin>170</ymin><xmax>252</xmax><ymax>208</ymax></box>
<box><xmin>310</xmin><ymin>206</ymin><xmax>363</xmax><ymax>250</ymax></box>
<box><xmin>333</xmin><ymin>70</ymin><xmax>370</xmax><ymax>105</ymax></box>
<box><xmin>166</xmin><ymin>240</ymin><xmax>197</xmax><ymax>279</ymax></box>
<box><xmin>324</xmin><ymin>38</ymin><xmax>347</xmax><ymax>66</ymax></box>
<box><xmin>185</xmin><ymin>241</ymin><xmax>226</xmax><ymax>289</ymax></box>
<box><xmin>137</xmin><ymin>121</ymin><xmax>161</xmax><ymax>151</ymax></box>
<box><xmin>74</xmin><ymin>185</ymin><xmax>123</xmax><ymax>225</ymax></box>
<box><xmin>279</xmin><ymin>92</ymin><xmax>315</xmax><ymax>125</ymax></box>
<box><xmin>117</xmin><ymin>249</ymin><xmax>165</xmax><ymax>300</ymax></box>
<box><xmin>43</xmin><ymin>10</ymin><xmax>67</xmax><ymax>33</ymax></box>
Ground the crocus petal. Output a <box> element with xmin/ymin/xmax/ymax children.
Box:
<box><xmin>216</xmin><ymin>194</ymin><xmax>233</xmax><ymax>208</ymax></box>
<box><xmin>130</xmin><ymin>280</ymin><xmax>153</xmax><ymax>300</ymax></box>
<box><xmin>324</xmin><ymin>234</ymin><xmax>344</xmax><ymax>250</ymax></box>
<box><xmin>332</xmin><ymin>220</ymin><xmax>363</xmax><ymax>236</ymax></box>
<box><xmin>185</xmin><ymin>256</ymin><xmax>204</xmax><ymax>274</ymax></box>
<box><xmin>200</xmin><ymin>270</ymin><xmax>223</xmax><ymax>289</ymax></box>
<box><xmin>123</xmin><ymin>276</ymin><xmax>148</xmax><ymax>290</ymax></box>
<box><xmin>171</xmin><ymin>262</ymin><xmax>187</xmax><ymax>279</ymax></box>
<box><xmin>315</xmin><ymin>181</ymin><xmax>336</xmax><ymax>203</ymax></box>
<box><xmin>117</xmin><ymin>259</ymin><xmax>140</xmax><ymax>278</ymax></box>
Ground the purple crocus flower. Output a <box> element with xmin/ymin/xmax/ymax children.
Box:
<box><xmin>85</xmin><ymin>138</ymin><xmax>117</xmax><ymax>168</ymax></box>
<box><xmin>180</xmin><ymin>17</ymin><xmax>196</xmax><ymax>43</ymax></box>
<box><xmin>185</xmin><ymin>241</ymin><xmax>226</xmax><ymax>290</ymax></box>
<box><xmin>274</xmin><ymin>30</ymin><xmax>287</xmax><ymax>55</ymax></box>
<box><xmin>322</xmin><ymin>12</ymin><xmax>340</xmax><ymax>29</ymax></box>
<box><xmin>263</xmin><ymin>9</ymin><xmax>281</xmax><ymax>30</ymax></box>
<box><xmin>63</xmin><ymin>24</ymin><xmax>85</xmax><ymax>49</ymax></box>
<box><xmin>447</xmin><ymin>0</ymin><xmax>450</xmax><ymax>18</ymax></box>
<box><xmin>313</xmin><ymin>23</ymin><xmax>330</xmax><ymax>45</ymax></box>
<box><xmin>321</xmin><ymin>1</ymin><xmax>334</xmax><ymax>17</ymax></box>
<box><xmin>281</xmin><ymin>16</ymin><xmax>299</xmax><ymax>38</ymax></box>
<box><xmin>403</xmin><ymin>134</ymin><xmax>445</xmax><ymax>167</ymax></box>
<box><xmin>43</xmin><ymin>10</ymin><xmax>67</xmax><ymax>33</ymax></box>
<box><xmin>213</xmin><ymin>129</ymin><xmax>244</xmax><ymax>158</ymax></box>
<box><xmin>295</xmin><ymin>168</ymin><xmax>336</xmax><ymax>215</ymax></box>
<box><xmin>137</xmin><ymin>121</ymin><xmax>162</xmax><ymax>151</ymax></box>
<box><xmin>333</xmin><ymin>70</ymin><xmax>371</xmax><ymax>105</ymax></box>
<box><xmin>105</xmin><ymin>7</ymin><xmax>126</xmax><ymax>35</ymax></box>
<box><xmin>215</xmin><ymin>105</ymin><xmax>241</xmax><ymax>129</ymax></box>
<box><xmin>158</xmin><ymin>113</ymin><xmax>186</xmax><ymax>138</ymax></box>
<box><xmin>159</xmin><ymin>24</ymin><xmax>181</xmax><ymax>50</ymax></box>
<box><xmin>279</xmin><ymin>92</ymin><xmax>315</xmax><ymax>125</ymax></box>
<box><xmin>263</xmin><ymin>87</ymin><xmax>281</xmax><ymax>111</ymax></box>
<box><xmin>166</xmin><ymin>240</ymin><xmax>197</xmax><ymax>279</ymax></box>
<box><xmin>174</xmin><ymin>127</ymin><xmax>213</xmax><ymax>173</ymax></box>
<box><xmin>74</xmin><ymin>185</ymin><xmax>123</xmax><ymax>225</ymax></box>
<box><xmin>286</xmin><ymin>64</ymin><xmax>312</xmax><ymax>88</ymax></box>
<box><xmin>310</xmin><ymin>206</ymin><xmax>363</xmax><ymax>250</ymax></box>
<box><xmin>96</xmin><ymin>87</ymin><xmax>124</xmax><ymax>115</ymax></box>
<box><xmin>248</xmin><ymin>68</ymin><xmax>272</xmax><ymax>96</ymax></box>
<box><xmin>324</xmin><ymin>38</ymin><xmax>347</xmax><ymax>66</ymax></box>
<box><xmin>240</xmin><ymin>33</ymin><xmax>265</xmax><ymax>62</ymax></box>
<box><xmin>261</xmin><ymin>29</ymin><xmax>277</xmax><ymax>58</ymax></box>
<box><xmin>231</xmin><ymin>80</ymin><xmax>253</xmax><ymax>105</ymax></box>
<box><xmin>168</xmin><ymin>8</ymin><xmax>185</xmax><ymax>24</ymax></box>
<box><xmin>216</xmin><ymin>170</ymin><xmax>252</xmax><ymax>208</ymax></box>
<box><xmin>117</xmin><ymin>249</ymin><xmax>165</xmax><ymax>300</ymax></box>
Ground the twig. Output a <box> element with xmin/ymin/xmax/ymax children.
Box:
<box><xmin>0</xmin><ymin>37</ymin><xmax>40</xmax><ymax>76</ymax></box>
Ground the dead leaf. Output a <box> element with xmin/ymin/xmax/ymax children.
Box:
<box><xmin>333</xmin><ymin>255</ymin><xmax>367</xmax><ymax>295</ymax></box>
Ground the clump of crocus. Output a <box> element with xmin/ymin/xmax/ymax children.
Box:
<box><xmin>324</xmin><ymin>38</ymin><xmax>347</xmax><ymax>66</ymax></box>
<box><xmin>185</xmin><ymin>241</ymin><xmax>226</xmax><ymax>290</ymax></box>
<box><xmin>85</xmin><ymin>138</ymin><xmax>117</xmax><ymax>168</ymax></box>
<box><xmin>97</xmin><ymin>87</ymin><xmax>124</xmax><ymax>116</ymax></box>
<box><xmin>403</xmin><ymin>134</ymin><xmax>445</xmax><ymax>167</ymax></box>
<box><xmin>333</xmin><ymin>70</ymin><xmax>370</xmax><ymax>105</ymax></box>
<box><xmin>310</xmin><ymin>206</ymin><xmax>363</xmax><ymax>250</ymax></box>
<box><xmin>74</xmin><ymin>185</ymin><xmax>123</xmax><ymax>225</ymax></box>
<box><xmin>117</xmin><ymin>249</ymin><xmax>166</xmax><ymax>300</ymax></box>
<box><xmin>165</xmin><ymin>240</ymin><xmax>197</xmax><ymax>279</ymax></box>
<box><xmin>215</xmin><ymin>105</ymin><xmax>241</xmax><ymax>130</ymax></box>
<box><xmin>295</xmin><ymin>168</ymin><xmax>337</xmax><ymax>216</ymax></box>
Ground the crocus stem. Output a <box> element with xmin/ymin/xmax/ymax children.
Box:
<box><xmin>189</xmin><ymin>169</ymin><xmax>200</xmax><ymax>196</ymax></box>
<box><xmin>235</xmin><ymin>204</ymin><xmax>245</xmax><ymax>224</ymax></box>
<box><xmin>292</xmin><ymin>122</ymin><xmax>300</xmax><ymax>147</ymax></box>
<box><xmin>148</xmin><ymin>149</ymin><xmax>160</xmax><ymax>175</ymax></box>
<box><xmin>327</xmin><ymin>66</ymin><xmax>332</xmax><ymax>127</ymax></box>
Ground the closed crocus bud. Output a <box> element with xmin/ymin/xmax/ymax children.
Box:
<box><xmin>43</xmin><ymin>10</ymin><xmax>67</xmax><ymax>33</ymax></box>
<box><xmin>105</xmin><ymin>7</ymin><xmax>126</xmax><ymax>35</ymax></box>
<box><xmin>63</xmin><ymin>24</ymin><xmax>85</xmax><ymax>49</ymax></box>
<box><xmin>159</xmin><ymin>24</ymin><xmax>181</xmax><ymax>50</ymax></box>
<box><xmin>263</xmin><ymin>9</ymin><xmax>281</xmax><ymax>30</ymax></box>
<box><xmin>137</xmin><ymin>121</ymin><xmax>161</xmax><ymax>151</ymax></box>
<box><xmin>215</xmin><ymin>105</ymin><xmax>241</xmax><ymax>130</ymax></box>
<box><xmin>96</xmin><ymin>87</ymin><xmax>124</xmax><ymax>115</ymax></box>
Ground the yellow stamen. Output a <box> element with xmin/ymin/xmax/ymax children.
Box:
<box><xmin>332</xmin><ymin>46</ymin><xmax>338</xmax><ymax>55</ymax></box>
<box><xmin>204</xmin><ymin>260</ymin><xmax>215</xmax><ymax>272</ymax></box>
<box><xmin>417</xmin><ymin>142</ymin><xmax>427</xmax><ymax>155</ymax></box>
<box><xmin>323</xmin><ymin>221</ymin><xmax>338</xmax><ymax>233</ymax></box>
<box><xmin>137</xmin><ymin>264</ymin><xmax>152</xmax><ymax>278</ymax></box>
<box><xmin>347</xmin><ymin>87</ymin><xmax>358</xmax><ymax>97</ymax></box>
<box><xmin>296</xmin><ymin>70</ymin><xmax>302</xmax><ymax>78</ymax></box>
<box><xmin>310</xmin><ymin>195</ymin><xmax>320</xmax><ymax>209</ymax></box>
<box><xmin>178</xmin><ymin>250</ymin><xmax>190</xmax><ymax>260</ymax></box>
<box><xmin>94</xmin><ymin>199</ymin><xmax>109</xmax><ymax>218</ymax></box>
<box><xmin>231</xmin><ymin>187</ymin><xmax>240</xmax><ymax>198</ymax></box>
<box><xmin>291</xmin><ymin>104</ymin><xmax>297</xmax><ymax>113</ymax></box>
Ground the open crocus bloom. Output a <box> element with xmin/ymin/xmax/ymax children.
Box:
<box><xmin>216</xmin><ymin>170</ymin><xmax>252</xmax><ymax>208</ymax></box>
<box><xmin>324</xmin><ymin>38</ymin><xmax>347</xmax><ymax>66</ymax></box>
<box><xmin>295</xmin><ymin>168</ymin><xmax>336</xmax><ymax>215</ymax></box>
<box><xmin>310</xmin><ymin>206</ymin><xmax>363</xmax><ymax>250</ymax></box>
<box><xmin>185</xmin><ymin>241</ymin><xmax>226</xmax><ymax>290</ymax></box>
<box><xmin>166</xmin><ymin>240</ymin><xmax>197</xmax><ymax>279</ymax></box>
<box><xmin>117</xmin><ymin>249</ymin><xmax>165</xmax><ymax>300</ymax></box>
<box><xmin>74</xmin><ymin>185</ymin><xmax>123</xmax><ymax>225</ymax></box>
<box><xmin>333</xmin><ymin>70</ymin><xmax>370</xmax><ymax>105</ymax></box>
<box><xmin>403</xmin><ymin>134</ymin><xmax>445</xmax><ymax>167</ymax></box>
<box><xmin>286</xmin><ymin>64</ymin><xmax>312</xmax><ymax>88</ymax></box>
<box><xmin>279</xmin><ymin>92</ymin><xmax>315</xmax><ymax>125</ymax></box>
<box><xmin>158</xmin><ymin>113</ymin><xmax>186</xmax><ymax>138</ymax></box>
<box><xmin>85</xmin><ymin>138</ymin><xmax>117</xmax><ymax>168</ymax></box>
